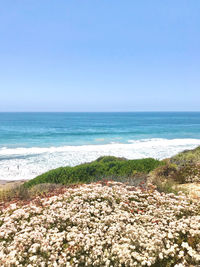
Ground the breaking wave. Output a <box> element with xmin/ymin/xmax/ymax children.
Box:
<box><xmin>1</xmin><ymin>138</ymin><xmax>200</xmax><ymax>181</ymax></box>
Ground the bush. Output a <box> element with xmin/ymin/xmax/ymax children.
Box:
<box><xmin>170</xmin><ymin>146</ymin><xmax>200</xmax><ymax>183</ymax></box>
<box><xmin>151</xmin><ymin>150</ymin><xmax>200</xmax><ymax>184</ymax></box>
<box><xmin>25</xmin><ymin>156</ymin><xmax>164</xmax><ymax>188</ymax></box>
<box><xmin>153</xmin><ymin>178</ymin><xmax>180</xmax><ymax>195</ymax></box>
<box><xmin>170</xmin><ymin>146</ymin><xmax>200</xmax><ymax>166</ymax></box>
<box><xmin>174</xmin><ymin>164</ymin><xmax>200</xmax><ymax>183</ymax></box>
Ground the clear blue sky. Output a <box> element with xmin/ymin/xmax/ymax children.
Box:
<box><xmin>0</xmin><ymin>1</ymin><xmax>199</xmax><ymax>111</ymax></box>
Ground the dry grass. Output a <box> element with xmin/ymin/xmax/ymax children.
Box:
<box><xmin>0</xmin><ymin>182</ymin><xmax>68</xmax><ymax>208</ymax></box>
<box><xmin>0</xmin><ymin>180</ymin><xmax>26</xmax><ymax>191</ymax></box>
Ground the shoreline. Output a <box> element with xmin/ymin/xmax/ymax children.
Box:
<box><xmin>1</xmin><ymin>138</ymin><xmax>200</xmax><ymax>181</ymax></box>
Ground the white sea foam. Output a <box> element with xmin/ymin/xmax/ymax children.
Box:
<box><xmin>1</xmin><ymin>138</ymin><xmax>200</xmax><ymax>181</ymax></box>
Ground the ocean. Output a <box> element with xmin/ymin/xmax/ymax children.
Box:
<box><xmin>1</xmin><ymin>112</ymin><xmax>200</xmax><ymax>181</ymax></box>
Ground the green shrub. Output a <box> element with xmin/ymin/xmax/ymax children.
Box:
<box><xmin>25</xmin><ymin>156</ymin><xmax>164</xmax><ymax>188</ymax></box>
<box><xmin>153</xmin><ymin>162</ymin><xmax>178</xmax><ymax>178</ymax></box>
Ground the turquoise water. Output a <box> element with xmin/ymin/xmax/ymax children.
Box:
<box><xmin>0</xmin><ymin>112</ymin><xmax>200</xmax><ymax>180</ymax></box>
<box><xmin>1</xmin><ymin>112</ymin><xmax>200</xmax><ymax>147</ymax></box>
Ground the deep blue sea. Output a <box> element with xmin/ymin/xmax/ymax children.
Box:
<box><xmin>1</xmin><ymin>112</ymin><xmax>200</xmax><ymax>180</ymax></box>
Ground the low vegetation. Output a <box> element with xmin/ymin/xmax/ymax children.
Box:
<box><xmin>24</xmin><ymin>156</ymin><xmax>164</xmax><ymax>188</ymax></box>
<box><xmin>170</xmin><ymin>146</ymin><xmax>200</xmax><ymax>166</ymax></box>
<box><xmin>1</xmin><ymin>148</ymin><xmax>200</xmax><ymax>266</ymax></box>
<box><xmin>149</xmin><ymin>147</ymin><xmax>200</xmax><ymax>194</ymax></box>
<box><xmin>0</xmin><ymin>181</ymin><xmax>200</xmax><ymax>267</ymax></box>
<box><xmin>2</xmin><ymin>147</ymin><xmax>200</xmax><ymax>203</ymax></box>
<box><xmin>0</xmin><ymin>183</ymin><xmax>66</xmax><ymax>206</ymax></box>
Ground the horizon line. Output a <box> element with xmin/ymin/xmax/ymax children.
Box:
<box><xmin>0</xmin><ymin>111</ymin><xmax>200</xmax><ymax>113</ymax></box>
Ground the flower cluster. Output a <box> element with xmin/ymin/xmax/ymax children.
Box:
<box><xmin>0</xmin><ymin>181</ymin><xmax>200</xmax><ymax>266</ymax></box>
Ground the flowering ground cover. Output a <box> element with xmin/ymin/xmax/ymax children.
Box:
<box><xmin>0</xmin><ymin>181</ymin><xmax>200</xmax><ymax>267</ymax></box>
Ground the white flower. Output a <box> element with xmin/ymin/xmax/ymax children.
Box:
<box><xmin>159</xmin><ymin>252</ymin><xmax>163</xmax><ymax>259</ymax></box>
<box><xmin>0</xmin><ymin>182</ymin><xmax>199</xmax><ymax>266</ymax></box>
